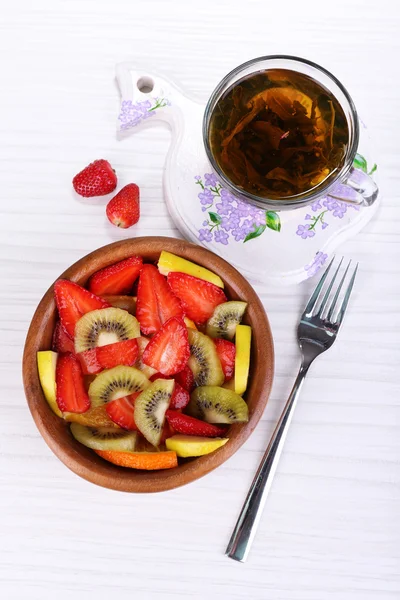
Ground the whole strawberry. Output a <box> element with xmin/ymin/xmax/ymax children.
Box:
<box><xmin>106</xmin><ymin>183</ymin><xmax>140</xmax><ymax>228</ymax></box>
<box><xmin>73</xmin><ymin>160</ymin><xmax>117</xmax><ymax>197</ymax></box>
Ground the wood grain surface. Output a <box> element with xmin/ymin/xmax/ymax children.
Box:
<box><xmin>1</xmin><ymin>0</ymin><xmax>399</xmax><ymax>598</ymax></box>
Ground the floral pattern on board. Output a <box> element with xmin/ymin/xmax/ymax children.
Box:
<box><xmin>118</xmin><ymin>97</ymin><xmax>171</xmax><ymax>130</ymax></box>
<box><xmin>305</xmin><ymin>252</ymin><xmax>329</xmax><ymax>278</ymax></box>
<box><xmin>195</xmin><ymin>175</ymin><xmax>281</xmax><ymax>245</ymax></box>
<box><xmin>296</xmin><ymin>153</ymin><xmax>377</xmax><ymax>239</ymax></box>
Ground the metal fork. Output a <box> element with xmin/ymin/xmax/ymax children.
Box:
<box><xmin>226</xmin><ymin>257</ymin><xmax>358</xmax><ymax>563</ymax></box>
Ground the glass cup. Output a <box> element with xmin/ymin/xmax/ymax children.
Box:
<box><xmin>203</xmin><ymin>55</ymin><xmax>378</xmax><ymax>211</ymax></box>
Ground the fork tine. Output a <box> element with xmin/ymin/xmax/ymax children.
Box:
<box><xmin>304</xmin><ymin>256</ymin><xmax>335</xmax><ymax>317</ymax></box>
<box><xmin>326</xmin><ymin>260</ymin><xmax>351</xmax><ymax>322</ymax></box>
<box><xmin>334</xmin><ymin>263</ymin><xmax>358</xmax><ymax>327</ymax></box>
<box><xmin>317</xmin><ymin>257</ymin><xmax>344</xmax><ymax>316</ymax></box>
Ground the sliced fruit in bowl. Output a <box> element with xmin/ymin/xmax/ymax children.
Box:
<box><xmin>165</xmin><ymin>435</ymin><xmax>229</xmax><ymax>458</ymax></box>
<box><xmin>24</xmin><ymin>239</ymin><xmax>273</xmax><ymax>490</ymax></box>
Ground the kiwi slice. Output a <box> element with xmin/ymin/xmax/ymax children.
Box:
<box><xmin>206</xmin><ymin>301</ymin><xmax>248</xmax><ymax>340</ymax></box>
<box><xmin>134</xmin><ymin>379</ymin><xmax>175</xmax><ymax>446</ymax></box>
<box><xmin>75</xmin><ymin>307</ymin><xmax>140</xmax><ymax>353</ymax></box>
<box><xmin>70</xmin><ymin>422</ymin><xmax>137</xmax><ymax>451</ymax></box>
<box><xmin>187</xmin><ymin>329</ymin><xmax>224</xmax><ymax>387</ymax></box>
<box><xmin>188</xmin><ymin>386</ymin><xmax>249</xmax><ymax>424</ymax></box>
<box><xmin>88</xmin><ymin>365</ymin><xmax>149</xmax><ymax>407</ymax></box>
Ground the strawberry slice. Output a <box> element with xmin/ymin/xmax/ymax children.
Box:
<box><xmin>136</xmin><ymin>264</ymin><xmax>183</xmax><ymax>335</ymax></box>
<box><xmin>160</xmin><ymin>419</ymin><xmax>176</xmax><ymax>444</ymax></box>
<box><xmin>167</xmin><ymin>272</ymin><xmax>227</xmax><ymax>324</ymax></box>
<box><xmin>52</xmin><ymin>321</ymin><xmax>75</xmax><ymax>353</ymax></box>
<box><xmin>54</xmin><ymin>279</ymin><xmax>110</xmax><ymax>339</ymax></box>
<box><xmin>88</xmin><ymin>256</ymin><xmax>143</xmax><ymax>295</ymax></box>
<box><xmin>106</xmin><ymin>393</ymin><xmax>140</xmax><ymax>430</ymax></box>
<box><xmin>165</xmin><ymin>410</ymin><xmax>227</xmax><ymax>437</ymax></box>
<box><xmin>214</xmin><ymin>338</ymin><xmax>236</xmax><ymax>381</ymax></box>
<box><xmin>56</xmin><ymin>352</ymin><xmax>90</xmax><ymax>413</ymax></box>
<box><xmin>174</xmin><ymin>365</ymin><xmax>195</xmax><ymax>392</ymax></box>
<box><xmin>78</xmin><ymin>338</ymin><xmax>139</xmax><ymax>375</ymax></box>
<box><xmin>142</xmin><ymin>317</ymin><xmax>190</xmax><ymax>376</ymax></box>
<box><xmin>77</xmin><ymin>348</ymin><xmax>101</xmax><ymax>375</ymax></box>
<box><xmin>149</xmin><ymin>374</ymin><xmax>190</xmax><ymax>409</ymax></box>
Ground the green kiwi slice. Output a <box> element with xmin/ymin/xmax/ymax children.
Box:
<box><xmin>74</xmin><ymin>307</ymin><xmax>140</xmax><ymax>353</ymax></box>
<box><xmin>188</xmin><ymin>386</ymin><xmax>249</xmax><ymax>424</ymax></box>
<box><xmin>70</xmin><ymin>422</ymin><xmax>137</xmax><ymax>451</ymax></box>
<box><xmin>206</xmin><ymin>301</ymin><xmax>248</xmax><ymax>340</ymax></box>
<box><xmin>88</xmin><ymin>365</ymin><xmax>149</xmax><ymax>407</ymax></box>
<box><xmin>187</xmin><ymin>329</ymin><xmax>224</xmax><ymax>387</ymax></box>
<box><xmin>134</xmin><ymin>379</ymin><xmax>175</xmax><ymax>446</ymax></box>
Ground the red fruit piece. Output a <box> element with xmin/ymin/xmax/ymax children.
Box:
<box><xmin>73</xmin><ymin>159</ymin><xmax>117</xmax><ymax>197</ymax></box>
<box><xmin>213</xmin><ymin>338</ymin><xmax>236</xmax><ymax>381</ymax></box>
<box><xmin>174</xmin><ymin>365</ymin><xmax>195</xmax><ymax>392</ymax></box>
<box><xmin>160</xmin><ymin>419</ymin><xmax>175</xmax><ymax>444</ymax></box>
<box><xmin>52</xmin><ymin>321</ymin><xmax>75</xmax><ymax>353</ymax></box>
<box><xmin>142</xmin><ymin>317</ymin><xmax>190</xmax><ymax>376</ymax></box>
<box><xmin>149</xmin><ymin>374</ymin><xmax>190</xmax><ymax>410</ymax></box>
<box><xmin>78</xmin><ymin>338</ymin><xmax>139</xmax><ymax>375</ymax></box>
<box><xmin>165</xmin><ymin>410</ymin><xmax>227</xmax><ymax>438</ymax></box>
<box><xmin>77</xmin><ymin>348</ymin><xmax>101</xmax><ymax>375</ymax></box>
<box><xmin>136</xmin><ymin>264</ymin><xmax>183</xmax><ymax>335</ymax></box>
<box><xmin>106</xmin><ymin>393</ymin><xmax>140</xmax><ymax>430</ymax></box>
<box><xmin>54</xmin><ymin>279</ymin><xmax>110</xmax><ymax>339</ymax></box>
<box><xmin>56</xmin><ymin>353</ymin><xmax>90</xmax><ymax>413</ymax></box>
<box><xmin>106</xmin><ymin>183</ymin><xmax>140</xmax><ymax>228</ymax></box>
<box><xmin>88</xmin><ymin>256</ymin><xmax>143</xmax><ymax>295</ymax></box>
<box><xmin>167</xmin><ymin>272</ymin><xmax>227</xmax><ymax>324</ymax></box>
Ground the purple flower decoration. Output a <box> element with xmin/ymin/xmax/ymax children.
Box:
<box><xmin>198</xmin><ymin>188</ymin><xmax>213</xmax><ymax>205</ymax></box>
<box><xmin>305</xmin><ymin>214</ymin><xmax>312</xmax><ymax>220</ymax></box>
<box><xmin>221</xmin><ymin>213</ymin><xmax>240</xmax><ymax>231</ymax></box>
<box><xmin>118</xmin><ymin>99</ymin><xmax>155</xmax><ymax>130</ymax></box>
<box><xmin>220</xmin><ymin>188</ymin><xmax>235</xmax><ymax>202</ymax></box>
<box><xmin>195</xmin><ymin>172</ymin><xmax>281</xmax><ymax>245</ymax></box>
<box><xmin>305</xmin><ymin>252</ymin><xmax>329</xmax><ymax>278</ymax></box>
<box><xmin>252</xmin><ymin>210</ymin><xmax>267</xmax><ymax>226</ymax></box>
<box><xmin>198</xmin><ymin>228</ymin><xmax>213</xmax><ymax>242</ymax></box>
<box><xmin>204</xmin><ymin>173</ymin><xmax>218</xmax><ymax>187</ymax></box>
<box><xmin>118</xmin><ymin>97</ymin><xmax>171</xmax><ymax>130</ymax></box>
<box><xmin>215</xmin><ymin>201</ymin><xmax>232</xmax><ymax>216</ymax></box>
<box><xmin>332</xmin><ymin>202</ymin><xmax>347</xmax><ymax>218</ymax></box>
<box><xmin>214</xmin><ymin>230</ymin><xmax>229</xmax><ymax>245</ymax></box>
<box><xmin>311</xmin><ymin>199</ymin><xmax>322</xmax><ymax>212</ymax></box>
<box><xmin>232</xmin><ymin>227</ymin><xmax>247</xmax><ymax>241</ymax></box>
<box><xmin>296</xmin><ymin>224</ymin><xmax>316</xmax><ymax>239</ymax></box>
<box><xmin>323</xmin><ymin>196</ymin><xmax>338</xmax><ymax>211</ymax></box>
<box><xmin>322</xmin><ymin>222</ymin><xmax>329</xmax><ymax>230</ymax></box>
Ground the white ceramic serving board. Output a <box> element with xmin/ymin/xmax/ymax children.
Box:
<box><xmin>116</xmin><ymin>63</ymin><xmax>380</xmax><ymax>284</ymax></box>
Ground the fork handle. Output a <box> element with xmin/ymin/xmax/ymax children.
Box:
<box><xmin>226</xmin><ymin>362</ymin><xmax>310</xmax><ymax>563</ymax></box>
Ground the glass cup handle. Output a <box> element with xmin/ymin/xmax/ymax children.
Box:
<box><xmin>327</xmin><ymin>167</ymin><xmax>379</xmax><ymax>207</ymax></box>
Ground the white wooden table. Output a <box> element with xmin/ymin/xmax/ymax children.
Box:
<box><xmin>1</xmin><ymin>1</ymin><xmax>399</xmax><ymax>598</ymax></box>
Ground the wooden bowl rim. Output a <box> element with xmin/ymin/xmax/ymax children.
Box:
<box><xmin>23</xmin><ymin>236</ymin><xmax>274</xmax><ymax>493</ymax></box>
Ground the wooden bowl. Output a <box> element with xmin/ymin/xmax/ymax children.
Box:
<box><xmin>23</xmin><ymin>237</ymin><xmax>274</xmax><ymax>493</ymax></box>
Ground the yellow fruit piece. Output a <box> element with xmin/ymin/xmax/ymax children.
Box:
<box><xmin>37</xmin><ymin>351</ymin><xmax>62</xmax><ymax>417</ymax></box>
<box><xmin>158</xmin><ymin>251</ymin><xmax>224</xmax><ymax>288</ymax></box>
<box><xmin>165</xmin><ymin>434</ymin><xmax>228</xmax><ymax>457</ymax></box>
<box><xmin>234</xmin><ymin>325</ymin><xmax>252</xmax><ymax>395</ymax></box>
<box><xmin>221</xmin><ymin>377</ymin><xmax>243</xmax><ymax>396</ymax></box>
<box><xmin>184</xmin><ymin>317</ymin><xmax>198</xmax><ymax>330</ymax></box>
